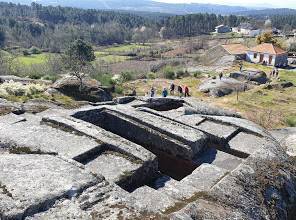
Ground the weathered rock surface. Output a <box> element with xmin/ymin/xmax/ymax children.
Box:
<box><xmin>184</xmin><ymin>98</ymin><xmax>241</xmax><ymax>118</ymax></box>
<box><xmin>199</xmin><ymin>78</ymin><xmax>252</xmax><ymax>97</ymax></box>
<box><xmin>0</xmin><ymin>98</ymin><xmax>62</xmax><ymax>116</ymax></box>
<box><xmin>0</xmin><ymin>154</ymin><xmax>100</xmax><ymax>220</ymax></box>
<box><xmin>230</xmin><ymin>69</ymin><xmax>268</xmax><ymax>84</ymax></box>
<box><xmin>271</xmin><ymin>127</ymin><xmax>296</xmax><ymax>157</ymax></box>
<box><xmin>264</xmin><ymin>81</ymin><xmax>294</xmax><ymax>90</ymax></box>
<box><xmin>0</xmin><ymin>96</ymin><xmax>295</xmax><ymax>220</ymax></box>
<box><xmin>52</xmin><ymin>76</ymin><xmax>112</xmax><ymax>102</ymax></box>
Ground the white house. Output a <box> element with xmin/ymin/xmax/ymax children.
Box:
<box><xmin>232</xmin><ymin>27</ymin><xmax>240</xmax><ymax>33</ymax></box>
<box><xmin>246</xmin><ymin>43</ymin><xmax>288</xmax><ymax>67</ymax></box>
<box><xmin>236</xmin><ymin>23</ymin><xmax>262</xmax><ymax>37</ymax></box>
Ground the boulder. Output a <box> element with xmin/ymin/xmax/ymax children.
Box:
<box><xmin>270</xmin><ymin>127</ymin><xmax>296</xmax><ymax>157</ymax></box>
<box><xmin>52</xmin><ymin>76</ymin><xmax>112</xmax><ymax>102</ymax></box>
<box><xmin>230</xmin><ymin>69</ymin><xmax>268</xmax><ymax>84</ymax></box>
<box><xmin>184</xmin><ymin>98</ymin><xmax>241</xmax><ymax>117</ymax></box>
<box><xmin>0</xmin><ymin>98</ymin><xmax>24</xmax><ymax>115</ymax></box>
<box><xmin>264</xmin><ymin>81</ymin><xmax>294</xmax><ymax>90</ymax></box>
<box><xmin>199</xmin><ymin>78</ymin><xmax>251</xmax><ymax>97</ymax></box>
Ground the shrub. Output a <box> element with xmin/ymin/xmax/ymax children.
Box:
<box><xmin>22</xmin><ymin>49</ymin><xmax>30</xmax><ymax>56</ymax></box>
<box><xmin>92</xmin><ymin>73</ymin><xmax>115</xmax><ymax>87</ymax></box>
<box><xmin>0</xmin><ymin>82</ymin><xmax>46</xmax><ymax>97</ymax></box>
<box><xmin>147</xmin><ymin>72</ymin><xmax>156</xmax><ymax>79</ymax></box>
<box><xmin>29</xmin><ymin>46</ymin><xmax>42</xmax><ymax>54</ymax></box>
<box><xmin>286</xmin><ymin>116</ymin><xmax>296</xmax><ymax>127</ymax></box>
<box><xmin>43</xmin><ymin>74</ymin><xmax>59</xmax><ymax>82</ymax></box>
<box><xmin>176</xmin><ymin>69</ymin><xmax>190</xmax><ymax>78</ymax></box>
<box><xmin>193</xmin><ymin>71</ymin><xmax>203</xmax><ymax>78</ymax></box>
<box><xmin>114</xmin><ymin>85</ymin><xmax>123</xmax><ymax>94</ymax></box>
<box><xmin>28</xmin><ymin>71</ymin><xmax>43</xmax><ymax>79</ymax></box>
<box><xmin>120</xmin><ymin>72</ymin><xmax>134</xmax><ymax>82</ymax></box>
<box><xmin>150</xmin><ymin>61</ymin><xmax>167</xmax><ymax>73</ymax></box>
<box><xmin>163</xmin><ymin>66</ymin><xmax>175</xmax><ymax>79</ymax></box>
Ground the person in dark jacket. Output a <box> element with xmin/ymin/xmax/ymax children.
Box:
<box><xmin>177</xmin><ymin>85</ymin><xmax>183</xmax><ymax>97</ymax></box>
<box><xmin>150</xmin><ymin>87</ymin><xmax>155</xmax><ymax>97</ymax></box>
<box><xmin>184</xmin><ymin>86</ymin><xmax>190</xmax><ymax>97</ymax></box>
<box><xmin>170</xmin><ymin>83</ymin><xmax>175</xmax><ymax>95</ymax></box>
<box><xmin>219</xmin><ymin>72</ymin><xmax>223</xmax><ymax>80</ymax></box>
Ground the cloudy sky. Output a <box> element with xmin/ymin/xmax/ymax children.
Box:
<box><xmin>156</xmin><ymin>0</ymin><xmax>296</xmax><ymax>9</ymax></box>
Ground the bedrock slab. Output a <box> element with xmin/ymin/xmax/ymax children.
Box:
<box><xmin>197</xmin><ymin>120</ymin><xmax>238</xmax><ymax>143</ymax></box>
<box><xmin>125</xmin><ymin>186</ymin><xmax>177</xmax><ymax>213</ymax></box>
<box><xmin>86</xmin><ymin>152</ymin><xmax>141</xmax><ymax>183</ymax></box>
<box><xmin>0</xmin><ymin>154</ymin><xmax>100</xmax><ymax>220</ymax></box>
<box><xmin>42</xmin><ymin>115</ymin><xmax>155</xmax><ymax>163</ymax></box>
<box><xmin>204</xmin><ymin>115</ymin><xmax>269</xmax><ymax>137</ymax></box>
<box><xmin>194</xmin><ymin>147</ymin><xmax>243</xmax><ymax>171</ymax></box>
<box><xmin>42</xmin><ymin>115</ymin><xmax>158</xmax><ymax>189</ymax></box>
<box><xmin>228</xmin><ymin>132</ymin><xmax>267</xmax><ymax>156</ymax></box>
<box><xmin>158</xmin><ymin>164</ymin><xmax>228</xmax><ymax>201</ymax></box>
<box><xmin>73</xmin><ymin>105</ymin><xmax>208</xmax><ymax>160</ymax></box>
<box><xmin>0</xmin><ymin>114</ymin><xmax>100</xmax><ymax>159</ymax></box>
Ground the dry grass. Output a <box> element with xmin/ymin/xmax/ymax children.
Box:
<box><xmin>124</xmin><ymin>61</ymin><xmax>296</xmax><ymax>129</ymax></box>
<box><xmin>123</xmin><ymin>77</ymin><xmax>203</xmax><ymax>97</ymax></box>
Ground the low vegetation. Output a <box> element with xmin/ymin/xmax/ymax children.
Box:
<box><xmin>0</xmin><ymin>82</ymin><xmax>46</xmax><ymax>97</ymax></box>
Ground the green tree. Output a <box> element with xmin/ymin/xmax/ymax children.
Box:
<box><xmin>64</xmin><ymin>39</ymin><xmax>95</xmax><ymax>91</ymax></box>
<box><xmin>0</xmin><ymin>29</ymin><xmax>5</xmax><ymax>48</ymax></box>
<box><xmin>256</xmin><ymin>32</ymin><xmax>281</xmax><ymax>47</ymax></box>
<box><xmin>283</xmin><ymin>24</ymin><xmax>292</xmax><ymax>36</ymax></box>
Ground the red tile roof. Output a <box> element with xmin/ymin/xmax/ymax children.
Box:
<box><xmin>222</xmin><ymin>44</ymin><xmax>249</xmax><ymax>55</ymax></box>
<box><xmin>248</xmin><ymin>43</ymin><xmax>286</xmax><ymax>55</ymax></box>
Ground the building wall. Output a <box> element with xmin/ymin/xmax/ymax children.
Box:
<box><xmin>215</xmin><ymin>26</ymin><xmax>231</xmax><ymax>33</ymax></box>
<box><xmin>275</xmin><ymin>54</ymin><xmax>288</xmax><ymax>67</ymax></box>
<box><xmin>247</xmin><ymin>52</ymin><xmax>288</xmax><ymax>67</ymax></box>
<box><xmin>232</xmin><ymin>27</ymin><xmax>240</xmax><ymax>33</ymax></box>
<box><xmin>249</xmin><ymin>30</ymin><xmax>262</xmax><ymax>37</ymax></box>
<box><xmin>240</xmin><ymin>28</ymin><xmax>250</xmax><ymax>35</ymax></box>
<box><xmin>240</xmin><ymin>29</ymin><xmax>261</xmax><ymax>37</ymax></box>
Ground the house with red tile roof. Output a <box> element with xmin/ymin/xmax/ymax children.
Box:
<box><xmin>246</xmin><ymin>43</ymin><xmax>288</xmax><ymax>67</ymax></box>
<box><xmin>222</xmin><ymin>44</ymin><xmax>249</xmax><ymax>59</ymax></box>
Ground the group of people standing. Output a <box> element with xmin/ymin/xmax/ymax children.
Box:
<box><xmin>149</xmin><ymin>83</ymin><xmax>190</xmax><ymax>98</ymax></box>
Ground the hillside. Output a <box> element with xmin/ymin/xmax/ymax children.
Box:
<box><xmin>3</xmin><ymin>0</ymin><xmax>253</xmax><ymax>15</ymax></box>
<box><xmin>236</xmin><ymin>8</ymin><xmax>296</xmax><ymax>17</ymax></box>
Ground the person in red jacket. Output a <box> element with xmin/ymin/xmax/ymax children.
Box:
<box><xmin>184</xmin><ymin>86</ymin><xmax>190</xmax><ymax>97</ymax></box>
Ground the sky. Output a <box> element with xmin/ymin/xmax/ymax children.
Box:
<box><xmin>156</xmin><ymin>0</ymin><xmax>296</xmax><ymax>9</ymax></box>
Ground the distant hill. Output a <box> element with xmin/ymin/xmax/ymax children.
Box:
<box><xmin>235</xmin><ymin>8</ymin><xmax>296</xmax><ymax>17</ymax></box>
<box><xmin>3</xmin><ymin>0</ymin><xmax>253</xmax><ymax>15</ymax></box>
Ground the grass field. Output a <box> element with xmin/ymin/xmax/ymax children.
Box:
<box><xmin>102</xmin><ymin>44</ymin><xmax>150</xmax><ymax>53</ymax></box>
<box><xmin>94</xmin><ymin>51</ymin><xmax>108</xmax><ymax>57</ymax></box>
<box><xmin>95</xmin><ymin>55</ymin><xmax>130</xmax><ymax>64</ymax></box>
<box><xmin>15</xmin><ymin>53</ymin><xmax>50</xmax><ymax>65</ymax></box>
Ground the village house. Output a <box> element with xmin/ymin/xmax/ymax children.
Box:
<box><xmin>215</xmin><ymin>25</ymin><xmax>231</xmax><ymax>34</ymax></box>
<box><xmin>246</xmin><ymin>43</ymin><xmax>288</xmax><ymax>67</ymax></box>
<box><xmin>232</xmin><ymin>23</ymin><xmax>262</xmax><ymax>37</ymax></box>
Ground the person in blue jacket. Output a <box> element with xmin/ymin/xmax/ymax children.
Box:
<box><xmin>162</xmin><ymin>88</ymin><xmax>168</xmax><ymax>97</ymax></box>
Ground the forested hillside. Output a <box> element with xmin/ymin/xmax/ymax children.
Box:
<box><xmin>0</xmin><ymin>2</ymin><xmax>159</xmax><ymax>50</ymax></box>
<box><xmin>0</xmin><ymin>2</ymin><xmax>250</xmax><ymax>50</ymax></box>
<box><xmin>270</xmin><ymin>15</ymin><xmax>296</xmax><ymax>29</ymax></box>
<box><xmin>162</xmin><ymin>14</ymin><xmax>248</xmax><ymax>38</ymax></box>
<box><xmin>4</xmin><ymin>0</ymin><xmax>251</xmax><ymax>15</ymax></box>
